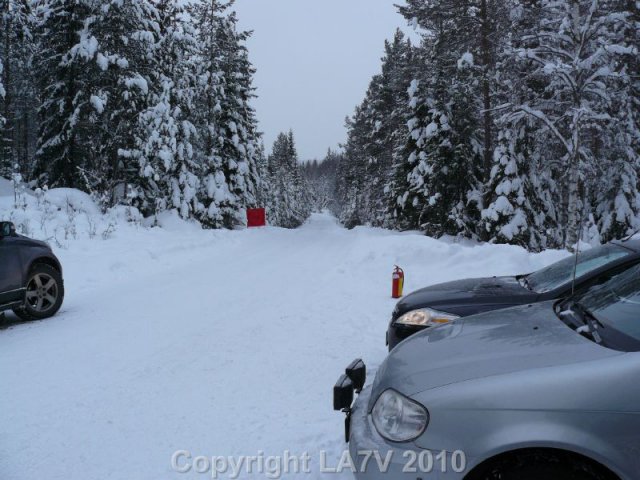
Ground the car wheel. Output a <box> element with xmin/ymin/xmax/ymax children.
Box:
<box><xmin>13</xmin><ymin>264</ymin><xmax>64</xmax><ymax>321</ymax></box>
<box><xmin>478</xmin><ymin>451</ymin><xmax>614</xmax><ymax>480</ymax></box>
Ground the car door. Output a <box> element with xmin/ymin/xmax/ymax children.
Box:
<box><xmin>0</xmin><ymin>234</ymin><xmax>24</xmax><ymax>306</ymax></box>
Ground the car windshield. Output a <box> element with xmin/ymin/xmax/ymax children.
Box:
<box><xmin>526</xmin><ymin>244</ymin><xmax>632</xmax><ymax>293</ymax></box>
<box><xmin>577</xmin><ymin>264</ymin><xmax>640</xmax><ymax>344</ymax></box>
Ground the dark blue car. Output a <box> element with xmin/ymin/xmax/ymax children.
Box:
<box><xmin>387</xmin><ymin>240</ymin><xmax>640</xmax><ymax>350</ymax></box>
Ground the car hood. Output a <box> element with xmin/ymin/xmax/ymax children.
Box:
<box><xmin>15</xmin><ymin>234</ymin><xmax>50</xmax><ymax>250</ymax></box>
<box><xmin>370</xmin><ymin>302</ymin><xmax>621</xmax><ymax>405</ymax></box>
<box><xmin>394</xmin><ymin>276</ymin><xmax>538</xmax><ymax>318</ymax></box>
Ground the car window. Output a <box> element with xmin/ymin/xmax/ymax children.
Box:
<box><xmin>527</xmin><ymin>244</ymin><xmax>632</xmax><ymax>293</ymax></box>
<box><xmin>579</xmin><ymin>264</ymin><xmax>640</xmax><ymax>342</ymax></box>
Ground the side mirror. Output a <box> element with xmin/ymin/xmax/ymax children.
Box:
<box><xmin>346</xmin><ymin>358</ymin><xmax>366</xmax><ymax>392</ymax></box>
<box><xmin>0</xmin><ymin>222</ymin><xmax>15</xmax><ymax>238</ymax></box>
<box><xmin>333</xmin><ymin>374</ymin><xmax>354</xmax><ymax>411</ymax></box>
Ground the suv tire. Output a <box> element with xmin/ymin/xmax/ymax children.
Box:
<box><xmin>13</xmin><ymin>264</ymin><xmax>64</xmax><ymax>321</ymax></box>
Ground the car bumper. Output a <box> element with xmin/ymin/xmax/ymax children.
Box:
<box><xmin>336</xmin><ymin>365</ymin><xmax>470</xmax><ymax>480</ymax></box>
<box><xmin>387</xmin><ymin>323</ymin><xmax>427</xmax><ymax>351</ymax></box>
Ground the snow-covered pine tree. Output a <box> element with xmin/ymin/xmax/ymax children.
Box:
<box><xmin>507</xmin><ymin>0</ymin><xmax>636</xmax><ymax>248</ymax></box>
<box><xmin>386</xmin><ymin>68</ymin><xmax>429</xmax><ymax>231</ymax></box>
<box><xmin>0</xmin><ymin>0</ymin><xmax>35</xmax><ymax>179</ymax></box>
<box><xmin>20</xmin><ymin>0</ymin><xmax>163</xmax><ymax>200</ymax></box>
<box><xmin>82</xmin><ymin>0</ymin><xmax>159</xmax><ymax>205</ymax></box>
<box><xmin>190</xmin><ymin>0</ymin><xmax>227</xmax><ymax>227</ymax></box>
<box><xmin>0</xmin><ymin>55</ymin><xmax>3</xmax><ymax>175</ymax></box>
<box><xmin>596</xmin><ymin>145</ymin><xmax>640</xmax><ymax>241</ymax></box>
<box><xmin>593</xmin><ymin>0</ymin><xmax>640</xmax><ymax>241</ymax></box>
<box><xmin>481</xmin><ymin>0</ymin><xmax>558</xmax><ymax>250</ymax></box>
<box><xmin>338</xmin><ymin>30</ymin><xmax>414</xmax><ymax>228</ymax></box>
<box><xmin>339</xmin><ymin>101</ymin><xmax>370</xmax><ymax>228</ymax></box>
<box><xmin>266</xmin><ymin>133</ymin><xmax>287</xmax><ymax>227</ymax></box>
<box><xmin>133</xmin><ymin>0</ymin><xmax>200</xmax><ymax>219</ymax></box>
<box><xmin>363</xmin><ymin>31</ymin><xmax>414</xmax><ymax>227</ymax></box>
<box><xmin>399</xmin><ymin>0</ymin><xmax>510</xmax><ymax>184</ymax></box>
<box><xmin>267</xmin><ymin>131</ymin><xmax>310</xmax><ymax>228</ymax></box>
<box><xmin>288</xmin><ymin>129</ymin><xmax>312</xmax><ymax>218</ymax></box>
<box><xmin>389</xmin><ymin>0</ymin><xmax>503</xmax><ymax>237</ymax></box>
<box><xmin>481</xmin><ymin>123</ymin><xmax>557</xmax><ymax>250</ymax></box>
<box><xmin>0</xmin><ymin>1</ymin><xmax>9</xmax><ymax>176</ymax></box>
<box><xmin>389</xmin><ymin>33</ymin><xmax>482</xmax><ymax>237</ymax></box>
<box><xmin>253</xmin><ymin>141</ymin><xmax>269</xmax><ymax>210</ymax></box>
<box><xmin>33</xmin><ymin>0</ymin><xmax>97</xmax><ymax>188</ymax></box>
<box><xmin>197</xmin><ymin>9</ymin><xmax>261</xmax><ymax>228</ymax></box>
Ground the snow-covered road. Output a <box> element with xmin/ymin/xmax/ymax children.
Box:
<box><xmin>0</xmin><ymin>213</ymin><xmax>567</xmax><ymax>480</ymax></box>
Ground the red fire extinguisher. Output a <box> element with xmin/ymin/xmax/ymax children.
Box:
<box><xmin>392</xmin><ymin>266</ymin><xmax>405</xmax><ymax>299</ymax></box>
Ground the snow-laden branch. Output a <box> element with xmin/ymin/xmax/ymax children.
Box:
<box><xmin>513</xmin><ymin>105</ymin><xmax>572</xmax><ymax>154</ymax></box>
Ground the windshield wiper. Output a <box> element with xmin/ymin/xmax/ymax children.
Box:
<box><xmin>569</xmin><ymin>301</ymin><xmax>604</xmax><ymax>344</ymax></box>
<box><xmin>572</xmin><ymin>301</ymin><xmax>605</xmax><ymax>328</ymax></box>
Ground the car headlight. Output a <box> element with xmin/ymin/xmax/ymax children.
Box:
<box><xmin>372</xmin><ymin>389</ymin><xmax>429</xmax><ymax>442</ymax></box>
<box><xmin>394</xmin><ymin>308</ymin><xmax>459</xmax><ymax>327</ymax></box>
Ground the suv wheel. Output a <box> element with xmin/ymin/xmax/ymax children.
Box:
<box><xmin>13</xmin><ymin>264</ymin><xmax>64</xmax><ymax>321</ymax></box>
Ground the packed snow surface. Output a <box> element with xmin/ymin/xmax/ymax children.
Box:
<box><xmin>0</xmin><ymin>208</ymin><xmax>568</xmax><ymax>479</ymax></box>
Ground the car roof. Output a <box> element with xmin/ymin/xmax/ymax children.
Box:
<box><xmin>613</xmin><ymin>238</ymin><xmax>640</xmax><ymax>253</ymax></box>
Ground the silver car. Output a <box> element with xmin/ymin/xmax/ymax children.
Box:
<box><xmin>334</xmin><ymin>263</ymin><xmax>640</xmax><ymax>479</ymax></box>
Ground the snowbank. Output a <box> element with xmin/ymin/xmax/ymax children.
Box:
<box><xmin>0</xmin><ymin>179</ymin><xmax>148</xmax><ymax>248</ymax></box>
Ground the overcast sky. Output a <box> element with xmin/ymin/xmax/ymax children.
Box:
<box><xmin>232</xmin><ymin>0</ymin><xmax>414</xmax><ymax>161</ymax></box>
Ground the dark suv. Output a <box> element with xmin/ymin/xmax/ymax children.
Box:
<box><xmin>0</xmin><ymin>221</ymin><xmax>64</xmax><ymax>321</ymax></box>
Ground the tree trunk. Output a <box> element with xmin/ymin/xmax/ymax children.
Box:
<box><xmin>559</xmin><ymin>112</ymin><xmax>585</xmax><ymax>251</ymax></box>
<box><xmin>565</xmin><ymin>150</ymin><xmax>580</xmax><ymax>250</ymax></box>
<box><xmin>480</xmin><ymin>0</ymin><xmax>492</xmax><ymax>182</ymax></box>
<box><xmin>1</xmin><ymin>13</ymin><xmax>13</xmax><ymax>175</ymax></box>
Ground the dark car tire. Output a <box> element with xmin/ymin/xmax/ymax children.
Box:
<box><xmin>476</xmin><ymin>451</ymin><xmax>615</xmax><ymax>480</ymax></box>
<box><xmin>13</xmin><ymin>264</ymin><xmax>64</xmax><ymax>321</ymax></box>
